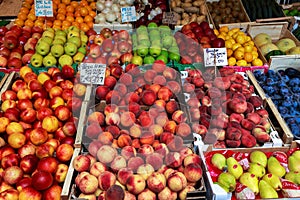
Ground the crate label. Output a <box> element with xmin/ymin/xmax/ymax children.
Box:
<box><xmin>162</xmin><ymin>12</ymin><xmax>178</xmax><ymax>25</ymax></box>
<box><xmin>34</xmin><ymin>0</ymin><xmax>53</xmax><ymax>17</ymax></box>
<box><xmin>270</xmin><ymin>131</ymin><xmax>283</xmax><ymax>147</ymax></box>
<box><xmin>204</xmin><ymin>48</ymin><xmax>228</xmax><ymax>67</ymax></box>
<box><xmin>79</xmin><ymin>63</ymin><xmax>106</xmax><ymax>85</ymax></box>
<box><xmin>180</xmin><ymin>70</ymin><xmax>188</xmax><ymax>79</ymax></box>
<box><xmin>121</xmin><ymin>6</ymin><xmax>137</xmax><ymax>23</ymax></box>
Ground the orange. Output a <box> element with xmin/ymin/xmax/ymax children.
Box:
<box><xmin>45</xmin><ymin>20</ymin><xmax>53</xmax><ymax>27</ymax></box>
<box><xmin>53</xmin><ymin>0</ymin><xmax>60</xmax><ymax>5</ymax></box>
<box><xmin>24</xmin><ymin>19</ymin><xmax>34</xmax><ymax>27</ymax></box>
<box><xmin>57</xmin><ymin>13</ymin><xmax>66</xmax><ymax>21</ymax></box>
<box><xmin>14</xmin><ymin>19</ymin><xmax>24</xmax><ymax>27</ymax></box>
<box><xmin>234</xmin><ymin>50</ymin><xmax>244</xmax><ymax>60</ymax></box>
<box><xmin>22</xmin><ymin>2</ymin><xmax>32</xmax><ymax>9</ymax></box>
<box><xmin>27</xmin><ymin>13</ymin><xmax>36</xmax><ymax>21</ymax></box>
<box><xmin>244</xmin><ymin>52</ymin><xmax>253</xmax><ymax>63</ymax></box>
<box><xmin>226</xmin><ymin>48</ymin><xmax>233</xmax><ymax>57</ymax></box>
<box><xmin>66</xmin><ymin>5</ymin><xmax>74</xmax><ymax>13</ymax></box>
<box><xmin>252</xmin><ymin>51</ymin><xmax>258</xmax><ymax>59</ymax></box>
<box><xmin>79</xmin><ymin>7</ymin><xmax>88</xmax><ymax>16</ymax></box>
<box><xmin>89</xmin><ymin>11</ymin><xmax>96</xmax><ymax>18</ymax></box>
<box><xmin>90</xmin><ymin>2</ymin><xmax>96</xmax><ymax>10</ymax></box>
<box><xmin>228</xmin><ymin>57</ymin><xmax>236</xmax><ymax>66</ymax></box>
<box><xmin>53</xmin><ymin>19</ymin><xmax>62</xmax><ymax>26</ymax></box>
<box><xmin>75</xmin><ymin>16</ymin><xmax>84</xmax><ymax>23</ymax></box>
<box><xmin>34</xmin><ymin>20</ymin><xmax>44</xmax><ymax>27</ymax></box>
<box><xmin>52</xmin><ymin>25</ymin><xmax>61</xmax><ymax>30</ymax></box>
<box><xmin>19</xmin><ymin>7</ymin><xmax>30</xmax><ymax>14</ymax></box>
<box><xmin>18</xmin><ymin>13</ymin><xmax>27</xmax><ymax>21</ymax></box>
<box><xmin>66</xmin><ymin>12</ymin><xmax>74</xmax><ymax>17</ymax></box>
<box><xmin>84</xmin><ymin>15</ymin><xmax>93</xmax><ymax>23</ymax></box>
<box><xmin>25</xmin><ymin>0</ymin><xmax>34</xmax><ymax>4</ymax></box>
<box><xmin>252</xmin><ymin>46</ymin><xmax>257</xmax><ymax>52</ymax></box>
<box><xmin>252</xmin><ymin>58</ymin><xmax>263</xmax><ymax>66</ymax></box>
<box><xmin>72</xmin><ymin>21</ymin><xmax>80</xmax><ymax>28</ymax></box>
<box><xmin>80</xmin><ymin>23</ymin><xmax>89</xmax><ymax>32</ymax></box>
<box><xmin>66</xmin><ymin>15</ymin><xmax>74</xmax><ymax>23</ymax></box>
<box><xmin>62</xmin><ymin>0</ymin><xmax>71</xmax><ymax>5</ymax></box>
<box><xmin>74</xmin><ymin>10</ymin><xmax>81</xmax><ymax>17</ymax></box>
<box><xmin>71</xmin><ymin>1</ymin><xmax>79</xmax><ymax>8</ymax></box>
<box><xmin>57</xmin><ymin>8</ymin><xmax>66</xmax><ymax>14</ymax></box>
<box><xmin>86</xmin><ymin>6</ymin><xmax>92</xmax><ymax>11</ymax></box>
<box><xmin>58</xmin><ymin>3</ymin><xmax>66</xmax><ymax>9</ymax></box>
<box><xmin>236</xmin><ymin>60</ymin><xmax>248</xmax><ymax>66</ymax></box>
<box><xmin>62</xmin><ymin>20</ymin><xmax>71</xmax><ymax>27</ymax></box>
<box><xmin>87</xmin><ymin>21</ymin><xmax>93</xmax><ymax>28</ymax></box>
<box><xmin>61</xmin><ymin>25</ymin><xmax>69</xmax><ymax>31</ymax></box>
<box><xmin>80</xmin><ymin>0</ymin><xmax>88</xmax><ymax>6</ymax></box>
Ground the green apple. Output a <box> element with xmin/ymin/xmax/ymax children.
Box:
<box><xmin>136</xmin><ymin>25</ymin><xmax>148</xmax><ymax>34</ymax></box>
<box><xmin>52</xmin><ymin>38</ymin><xmax>65</xmax><ymax>45</ymax></box>
<box><xmin>169</xmin><ymin>52</ymin><xmax>180</xmax><ymax>62</ymax></box>
<box><xmin>67</xmin><ymin>26</ymin><xmax>80</xmax><ymax>33</ymax></box>
<box><xmin>149</xmin><ymin>45</ymin><xmax>161</xmax><ymax>57</ymax></box>
<box><xmin>80</xmin><ymin>34</ymin><xmax>88</xmax><ymax>44</ymax></box>
<box><xmin>51</xmin><ymin>44</ymin><xmax>64</xmax><ymax>58</ymax></box>
<box><xmin>138</xmin><ymin>39</ymin><xmax>151</xmax><ymax>47</ymax></box>
<box><xmin>131</xmin><ymin>55</ymin><xmax>143</xmax><ymax>66</ymax></box>
<box><xmin>42</xmin><ymin>30</ymin><xmax>55</xmax><ymax>38</ymax></box>
<box><xmin>160</xmin><ymin>48</ymin><xmax>169</xmax><ymax>59</ymax></box>
<box><xmin>151</xmin><ymin>39</ymin><xmax>162</xmax><ymax>47</ymax></box>
<box><xmin>64</xmin><ymin>42</ymin><xmax>78</xmax><ymax>56</ymax></box>
<box><xmin>45</xmin><ymin>27</ymin><xmax>55</xmax><ymax>33</ymax></box>
<box><xmin>156</xmin><ymin>54</ymin><xmax>168</xmax><ymax>64</ymax></box>
<box><xmin>55</xmin><ymin>30</ymin><xmax>67</xmax><ymax>37</ymax></box>
<box><xmin>36</xmin><ymin>40</ymin><xmax>50</xmax><ymax>56</ymax></box>
<box><xmin>143</xmin><ymin>55</ymin><xmax>155</xmax><ymax>64</ymax></box>
<box><xmin>67</xmin><ymin>30</ymin><xmax>80</xmax><ymax>39</ymax></box>
<box><xmin>132</xmin><ymin>33</ymin><xmax>138</xmax><ymax>46</ymax></box>
<box><xmin>68</xmin><ymin>36</ymin><xmax>81</xmax><ymax>48</ymax></box>
<box><xmin>149</xmin><ymin>29</ymin><xmax>160</xmax><ymax>38</ymax></box>
<box><xmin>40</xmin><ymin>36</ymin><xmax>53</xmax><ymax>45</ymax></box>
<box><xmin>137</xmin><ymin>45</ymin><xmax>149</xmax><ymax>57</ymax></box>
<box><xmin>148</xmin><ymin>22</ymin><xmax>158</xmax><ymax>28</ymax></box>
<box><xmin>168</xmin><ymin>46</ymin><xmax>179</xmax><ymax>54</ymax></box>
<box><xmin>73</xmin><ymin>52</ymin><xmax>85</xmax><ymax>64</ymax></box>
<box><xmin>54</xmin><ymin>35</ymin><xmax>67</xmax><ymax>43</ymax></box>
<box><xmin>162</xmin><ymin>35</ymin><xmax>174</xmax><ymax>49</ymax></box>
<box><xmin>159</xmin><ymin>25</ymin><xmax>172</xmax><ymax>33</ymax></box>
<box><xmin>58</xmin><ymin>54</ymin><xmax>73</xmax><ymax>66</ymax></box>
<box><xmin>77</xmin><ymin>46</ymin><xmax>87</xmax><ymax>55</ymax></box>
<box><xmin>30</xmin><ymin>53</ymin><xmax>43</xmax><ymax>68</ymax></box>
<box><xmin>43</xmin><ymin>54</ymin><xmax>57</xmax><ymax>67</ymax></box>
<box><xmin>137</xmin><ymin>33</ymin><xmax>149</xmax><ymax>41</ymax></box>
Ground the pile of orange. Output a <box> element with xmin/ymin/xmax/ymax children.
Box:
<box><xmin>15</xmin><ymin>0</ymin><xmax>96</xmax><ymax>32</ymax></box>
<box><xmin>214</xmin><ymin>26</ymin><xmax>264</xmax><ymax>67</ymax></box>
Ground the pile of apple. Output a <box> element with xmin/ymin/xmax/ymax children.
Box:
<box><xmin>30</xmin><ymin>26</ymin><xmax>89</xmax><ymax>68</ymax></box>
<box><xmin>0</xmin><ymin>65</ymin><xmax>85</xmax><ymax>199</ymax></box>
<box><xmin>71</xmin><ymin>61</ymin><xmax>204</xmax><ymax>199</ymax></box>
<box><xmin>84</xmin><ymin>28</ymin><xmax>133</xmax><ymax>66</ymax></box>
<box><xmin>0</xmin><ymin>25</ymin><xmax>45</xmax><ymax>69</ymax></box>
<box><xmin>131</xmin><ymin>23</ymin><xmax>181</xmax><ymax>66</ymax></box>
<box><xmin>183</xmin><ymin>68</ymin><xmax>272</xmax><ymax>148</ymax></box>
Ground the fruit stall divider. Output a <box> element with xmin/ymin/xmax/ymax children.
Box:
<box><xmin>247</xmin><ymin>21</ymin><xmax>300</xmax><ymax>65</ymax></box>
<box><xmin>269</xmin><ymin>55</ymin><xmax>300</xmax><ymax>71</ymax></box>
<box><xmin>0</xmin><ymin>72</ymin><xmax>9</xmax><ymax>92</ymax></box>
<box><xmin>206</xmin><ymin>0</ymin><xmax>251</xmax><ymax>29</ymax></box>
<box><xmin>93</xmin><ymin>23</ymin><xmax>133</xmax><ymax>34</ymax></box>
<box><xmin>247</xmin><ymin>70</ymin><xmax>294</xmax><ymax>145</ymax></box>
<box><xmin>198</xmin><ymin>141</ymin><xmax>299</xmax><ymax>200</ymax></box>
<box><xmin>0</xmin><ymin>0</ymin><xmax>22</xmax><ymax>19</ymax></box>
<box><xmin>0</xmin><ymin>71</ymin><xmax>18</xmax><ymax>101</ymax></box>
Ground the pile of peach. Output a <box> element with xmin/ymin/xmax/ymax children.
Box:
<box><xmin>183</xmin><ymin>68</ymin><xmax>272</xmax><ymax>148</ymax></box>
<box><xmin>0</xmin><ymin>66</ymin><xmax>85</xmax><ymax>199</ymax></box>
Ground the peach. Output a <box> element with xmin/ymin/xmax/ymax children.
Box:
<box><xmin>131</xmin><ymin>138</ymin><xmax>141</xmax><ymax>149</ymax></box>
<box><xmin>172</xmin><ymin>110</ymin><xmax>187</xmax><ymax>124</ymax></box>
<box><xmin>143</xmin><ymin>69</ymin><xmax>157</xmax><ymax>83</ymax></box>
<box><xmin>104</xmin><ymin>75</ymin><xmax>117</xmax><ymax>89</ymax></box>
<box><xmin>124</xmin><ymin>191</ymin><xmax>136</xmax><ymax>200</ymax></box>
<box><xmin>17</xmin><ymin>88</ymin><xmax>32</xmax><ymax>100</ymax></box>
<box><xmin>179</xmin><ymin>185</ymin><xmax>196</xmax><ymax>200</ymax></box>
<box><xmin>149</xmin><ymin>124</ymin><xmax>163</xmax><ymax>139</ymax></box>
<box><xmin>18</xmin><ymin>187</ymin><xmax>42</xmax><ymax>200</ymax></box>
<box><xmin>98</xmin><ymin>171</ymin><xmax>116</xmax><ymax>191</ymax></box>
<box><xmin>191</xmin><ymin>123</ymin><xmax>207</xmax><ymax>135</ymax></box>
<box><xmin>111</xmin><ymin>155</ymin><xmax>127</xmax><ymax>172</ymax></box>
<box><xmin>0</xmin><ymin>188</ymin><xmax>19</xmax><ymax>199</ymax></box>
<box><xmin>145</xmin><ymin>152</ymin><xmax>163</xmax><ymax>170</ymax></box>
<box><xmin>127</xmin><ymin>156</ymin><xmax>144</xmax><ymax>172</ymax></box>
<box><xmin>167</xmin><ymin>135</ymin><xmax>184</xmax><ymax>151</ymax></box>
<box><xmin>163</xmin><ymin>67</ymin><xmax>177</xmax><ymax>80</ymax></box>
<box><xmin>98</xmin><ymin>131</ymin><xmax>114</xmax><ymax>145</ymax></box>
<box><xmin>87</xmin><ymin>111</ymin><xmax>105</xmax><ymax>125</ymax></box>
<box><xmin>138</xmin><ymin>188</ymin><xmax>156</xmax><ymax>200</ymax></box>
<box><xmin>29</xmin><ymin>128</ymin><xmax>48</xmax><ymax>145</ymax></box>
<box><xmin>3</xmin><ymin>166</ymin><xmax>23</xmax><ymax>185</ymax></box>
<box><xmin>18</xmin><ymin>143</ymin><xmax>36</xmax><ymax>158</ymax></box>
<box><xmin>114</xmin><ymin>83</ymin><xmax>127</xmax><ymax>97</ymax></box>
<box><xmin>175</xmin><ymin>122</ymin><xmax>191</xmax><ymax>138</ymax></box>
<box><xmin>247</xmin><ymin>112</ymin><xmax>261</xmax><ymax>125</ymax></box>
<box><xmin>117</xmin><ymin>167</ymin><xmax>134</xmax><ymax>185</ymax></box>
<box><xmin>156</xmin><ymin>113</ymin><xmax>169</xmax><ymax>127</ymax></box>
<box><xmin>158</xmin><ymin>187</ymin><xmax>177</xmax><ymax>200</ymax></box>
<box><xmin>138</xmin><ymin>111</ymin><xmax>153</xmax><ymax>127</ymax></box>
<box><xmin>167</xmin><ymin>80</ymin><xmax>181</xmax><ymax>95</ymax></box>
<box><xmin>147</xmin><ymin>171</ymin><xmax>166</xmax><ymax>193</ymax></box>
<box><xmin>105</xmin><ymin>112</ymin><xmax>120</xmax><ymax>126</ymax></box>
<box><xmin>160</xmin><ymin>131</ymin><xmax>174</xmax><ymax>144</ymax></box>
<box><xmin>141</xmin><ymin>89</ymin><xmax>156</xmax><ymax>106</ymax></box>
<box><xmin>165</xmin><ymin>100</ymin><xmax>179</xmax><ymax>115</ymax></box>
<box><xmin>128</xmin><ymin>102</ymin><xmax>141</xmax><ymax>116</ymax></box>
<box><xmin>1</xmin><ymin>90</ymin><xmax>17</xmax><ymax>101</ymax></box>
<box><xmin>117</xmin><ymin>134</ymin><xmax>132</xmax><ymax>148</ymax></box>
<box><xmin>55</xmin><ymin>163</ymin><xmax>68</xmax><ymax>183</ymax></box>
<box><xmin>105</xmin><ymin>185</ymin><xmax>125</xmax><ymax>200</ymax></box>
<box><xmin>184</xmin><ymin>163</ymin><xmax>202</xmax><ymax>182</ymax></box>
<box><xmin>87</xmin><ymin>140</ymin><xmax>102</xmax><ymax>157</ymax></box>
<box><xmin>6</xmin><ymin>121</ymin><xmax>24</xmax><ymax>134</ymax></box>
<box><xmin>73</xmin><ymin>155</ymin><xmax>91</xmax><ymax>172</ymax></box>
<box><xmin>120</xmin><ymin>111</ymin><xmax>136</xmax><ymax>127</ymax></box>
<box><xmin>183</xmin><ymin>154</ymin><xmax>202</xmax><ymax>167</ymax></box>
<box><xmin>138</xmin><ymin>144</ymin><xmax>154</xmax><ymax>158</ymax></box>
<box><xmin>78</xmin><ymin>173</ymin><xmax>99</xmax><ymax>194</ymax></box>
<box><xmin>153</xmin><ymin>75</ymin><xmax>167</xmax><ymax>86</ymax></box>
<box><xmin>8</xmin><ymin>132</ymin><xmax>26</xmax><ymax>149</ymax></box>
<box><xmin>256</xmin><ymin>108</ymin><xmax>269</xmax><ymax>118</ymax></box>
<box><xmin>148</xmin><ymin>84</ymin><xmax>162</xmax><ymax>95</ymax></box>
<box><xmin>35</xmin><ymin>143</ymin><xmax>55</xmax><ymax>159</ymax></box>
<box><xmin>163</xmin><ymin>120</ymin><xmax>177</xmax><ymax>134</ymax></box>
<box><xmin>140</xmin><ymin>131</ymin><xmax>155</xmax><ymax>145</ymax></box>
<box><xmin>157</xmin><ymin>86</ymin><xmax>173</xmax><ymax>101</ymax></box>
<box><xmin>241</xmin><ymin>134</ymin><xmax>257</xmax><ymax>147</ymax></box>
<box><xmin>50</xmin><ymin>96</ymin><xmax>65</xmax><ymax>110</ymax></box>
<box><xmin>1</xmin><ymin>99</ymin><xmax>17</xmax><ymax>112</ymax></box>
<box><xmin>165</xmin><ymin>152</ymin><xmax>182</xmax><ymax>168</ymax></box>
<box><xmin>154</xmin><ymin>143</ymin><xmax>169</xmax><ymax>157</ymax></box>
<box><xmin>167</xmin><ymin>171</ymin><xmax>187</xmax><ymax>192</ymax></box>
<box><xmin>137</xmin><ymin>163</ymin><xmax>155</xmax><ymax>180</ymax></box>
<box><xmin>42</xmin><ymin>116</ymin><xmax>59</xmax><ymax>133</ymax></box>
<box><xmin>4</xmin><ymin>107</ymin><xmax>20</xmax><ymax>122</ymax></box>
<box><xmin>86</xmin><ymin>123</ymin><xmax>102</xmax><ymax>139</ymax></box>
<box><xmin>97</xmin><ymin>145</ymin><xmax>117</xmax><ymax>164</ymax></box>
<box><xmin>43</xmin><ymin>185</ymin><xmax>62</xmax><ymax>200</ymax></box>
<box><xmin>241</xmin><ymin>119</ymin><xmax>256</xmax><ymax>130</ymax></box>
<box><xmin>75</xmin><ymin>171</ymin><xmax>90</xmax><ymax>186</ymax></box>
<box><xmin>121</xmin><ymin>146</ymin><xmax>136</xmax><ymax>160</ymax></box>
<box><xmin>1</xmin><ymin>153</ymin><xmax>20</xmax><ymax>169</ymax></box>
<box><xmin>78</xmin><ymin>193</ymin><xmax>97</xmax><ymax>200</ymax></box>
<box><xmin>105</xmin><ymin>125</ymin><xmax>120</xmax><ymax>139</ymax></box>
<box><xmin>89</xmin><ymin>161</ymin><xmax>107</xmax><ymax>177</ymax></box>
<box><xmin>56</xmin><ymin>143</ymin><xmax>74</xmax><ymax>162</ymax></box>
<box><xmin>0</xmin><ymin>117</ymin><xmax>10</xmax><ymax>133</ymax></box>
<box><xmin>126</xmin><ymin>174</ymin><xmax>146</xmax><ymax>195</ymax></box>
<box><xmin>179</xmin><ymin>147</ymin><xmax>193</xmax><ymax>160</ymax></box>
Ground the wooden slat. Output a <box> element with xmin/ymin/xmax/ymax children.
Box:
<box><xmin>0</xmin><ymin>71</ymin><xmax>16</xmax><ymax>102</ymax></box>
<box><xmin>0</xmin><ymin>0</ymin><xmax>22</xmax><ymax>18</ymax></box>
<box><xmin>74</xmin><ymin>101</ymin><xmax>89</xmax><ymax>148</ymax></box>
<box><xmin>0</xmin><ymin>73</ymin><xmax>8</xmax><ymax>91</ymax></box>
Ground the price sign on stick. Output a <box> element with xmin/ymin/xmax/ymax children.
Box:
<box><xmin>79</xmin><ymin>63</ymin><xmax>106</xmax><ymax>85</ymax></box>
<box><xmin>34</xmin><ymin>0</ymin><xmax>53</xmax><ymax>17</ymax></box>
<box><xmin>121</xmin><ymin>6</ymin><xmax>137</xmax><ymax>23</ymax></box>
<box><xmin>162</xmin><ymin>12</ymin><xmax>179</xmax><ymax>25</ymax></box>
<box><xmin>203</xmin><ymin>48</ymin><xmax>228</xmax><ymax>67</ymax></box>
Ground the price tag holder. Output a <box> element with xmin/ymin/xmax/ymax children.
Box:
<box><xmin>34</xmin><ymin>0</ymin><xmax>53</xmax><ymax>17</ymax></box>
<box><xmin>203</xmin><ymin>48</ymin><xmax>228</xmax><ymax>67</ymax></box>
<box><xmin>79</xmin><ymin>63</ymin><xmax>106</xmax><ymax>85</ymax></box>
<box><xmin>121</xmin><ymin>6</ymin><xmax>137</xmax><ymax>23</ymax></box>
<box><xmin>162</xmin><ymin>12</ymin><xmax>178</xmax><ymax>25</ymax></box>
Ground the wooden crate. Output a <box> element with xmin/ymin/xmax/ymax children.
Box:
<box><xmin>0</xmin><ymin>0</ymin><xmax>22</xmax><ymax>18</ymax></box>
<box><xmin>93</xmin><ymin>23</ymin><xmax>133</xmax><ymax>34</ymax></box>
<box><xmin>0</xmin><ymin>71</ymin><xmax>18</xmax><ymax>102</ymax></box>
<box><xmin>0</xmin><ymin>72</ymin><xmax>9</xmax><ymax>92</ymax></box>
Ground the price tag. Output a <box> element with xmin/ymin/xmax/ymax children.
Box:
<box><xmin>180</xmin><ymin>70</ymin><xmax>188</xmax><ymax>79</ymax></box>
<box><xmin>203</xmin><ymin>48</ymin><xmax>228</xmax><ymax>67</ymax></box>
<box><xmin>162</xmin><ymin>12</ymin><xmax>178</xmax><ymax>25</ymax></box>
<box><xmin>34</xmin><ymin>0</ymin><xmax>53</xmax><ymax>17</ymax></box>
<box><xmin>184</xmin><ymin>93</ymin><xmax>190</xmax><ymax>102</ymax></box>
<box><xmin>121</xmin><ymin>6</ymin><xmax>137</xmax><ymax>23</ymax></box>
<box><xmin>79</xmin><ymin>63</ymin><xmax>106</xmax><ymax>85</ymax></box>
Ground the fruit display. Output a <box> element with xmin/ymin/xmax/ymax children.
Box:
<box><xmin>292</xmin><ymin>26</ymin><xmax>300</xmax><ymax>44</ymax></box>
<box><xmin>30</xmin><ymin>26</ymin><xmax>88</xmax><ymax>68</ymax></box>
<box><xmin>204</xmin><ymin>148</ymin><xmax>300</xmax><ymax>198</ymax></box>
<box><xmin>254</xmin><ymin>68</ymin><xmax>300</xmax><ymax>139</ymax></box>
<box><xmin>94</xmin><ymin>0</ymin><xmax>134</xmax><ymax>24</ymax></box>
<box><xmin>131</xmin><ymin>23</ymin><xmax>181</xmax><ymax>65</ymax></box>
<box><xmin>15</xmin><ymin>0</ymin><xmax>96</xmax><ymax>32</ymax></box>
<box><xmin>169</xmin><ymin>0</ymin><xmax>208</xmax><ymax>25</ymax></box>
<box><xmin>206</xmin><ymin>0</ymin><xmax>249</xmax><ymax>27</ymax></box>
<box><xmin>242</xmin><ymin>0</ymin><xmax>285</xmax><ymax>21</ymax></box>
<box><xmin>283</xmin><ymin>7</ymin><xmax>300</xmax><ymax>17</ymax></box>
<box><xmin>183</xmin><ymin>68</ymin><xmax>273</xmax><ymax>148</ymax></box>
<box><xmin>216</xmin><ymin>26</ymin><xmax>264</xmax><ymax>67</ymax></box>
<box><xmin>0</xmin><ymin>65</ymin><xmax>86</xmax><ymax>198</ymax></box>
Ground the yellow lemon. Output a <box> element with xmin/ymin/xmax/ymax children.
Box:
<box><xmin>232</xmin><ymin>43</ymin><xmax>241</xmax><ymax>51</ymax></box>
<box><xmin>219</xmin><ymin>26</ymin><xmax>229</xmax><ymax>33</ymax></box>
<box><xmin>252</xmin><ymin>51</ymin><xmax>258</xmax><ymax>59</ymax></box>
<box><xmin>227</xmin><ymin>48</ymin><xmax>233</xmax><ymax>57</ymax></box>
<box><xmin>218</xmin><ymin>35</ymin><xmax>226</xmax><ymax>40</ymax></box>
<box><xmin>228</xmin><ymin>57</ymin><xmax>236</xmax><ymax>66</ymax></box>
<box><xmin>244</xmin><ymin>52</ymin><xmax>253</xmax><ymax>63</ymax></box>
<box><xmin>236</xmin><ymin>47</ymin><xmax>245</xmax><ymax>52</ymax></box>
<box><xmin>225</xmin><ymin>35</ymin><xmax>231</xmax><ymax>40</ymax></box>
<box><xmin>236</xmin><ymin>35</ymin><xmax>246</xmax><ymax>45</ymax></box>
<box><xmin>234</xmin><ymin>50</ymin><xmax>244</xmax><ymax>60</ymax></box>
<box><xmin>214</xmin><ymin>29</ymin><xmax>219</xmax><ymax>36</ymax></box>
<box><xmin>245</xmin><ymin>36</ymin><xmax>252</xmax><ymax>42</ymax></box>
<box><xmin>252</xmin><ymin>58</ymin><xmax>263</xmax><ymax>66</ymax></box>
<box><xmin>236</xmin><ymin>59</ymin><xmax>248</xmax><ymax>66</ymax></box>
<box><xmin>244</xmin><ymin>44</ymin><xmax>253</xmax><ymax>53</ymax></box>
<box><xmin>231</xmin><ymin>28</ymin><xmax>240</xmax><ymax>33</ymax></box>
<box><xmin>245</xmin><ymin>41</ymin><xmax>255</xmax><ymax>46</ymax></box>
<box><xmin>228</xmin><ymin>38</ymin><xmax>236</xmax><ymax>45</ymax></box>
<box><xmin>225</xmin><ymin>40</ymin><xmax>233</xmax><ymax>49</ymax></box>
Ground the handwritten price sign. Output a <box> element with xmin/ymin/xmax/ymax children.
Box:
<box><xmin>79</xmin><ymin>63</ymin><xmax>106</xmax><ymax>85</ymax></box>
<box><xmin>121</xmin><ymin>6</ymin><xmax>137</xmax><ymax>23</ymax></box>
<box><xmin>34</xmin><ymin>0</ymin><xmax>53</xmax><ymax>17</ymax></box>
<box><xmin>203</xmin><ymin>48</ymin><xmax>228</xmax><ymax>67</ymax></box>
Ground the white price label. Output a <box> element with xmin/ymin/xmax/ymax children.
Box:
<box><xmin>79</xmin><ymin>63</ymin><xmax>106</xmax><ymax>85</ymax></box>
<box><xmin>180</xmin><ymin>71</ymin><xmax>188</xmax><ymax>79</ymax></box>
<box><xmin>121</xmin><ymin>6</ymin><xmax>137</xmax><ymax>23</ymax></box>
<box><xmin>203</xmin><ymin>48</ymin><xmax>228</xmax><ymax>67</ymax></box>
<box><xmin>34</xmin><ymin>0</ymin><xmax>53</xmax><ymax>17</ymax></box>
<box><xmin>162</xmin><ymin>12</ymin><xmax>178</xmax><ymax>25</ymax></box>
<box><xmin>184</xmin><ymin>93</ymin><xmax>190</xmax><ymax>102</ymax></box>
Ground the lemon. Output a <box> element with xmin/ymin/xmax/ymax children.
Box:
<box><xmin>228</xmin><ymin>38</ymin><xmax>236</xmax><ymax>45</ymax></box>
<box><xmin>227</xmin><ymin>48</ymin><xmax>233</xmax><ymax>57</ymax></box>
<box><xmin>244</xmin><ymin>52</ymin><xmax>253</xmax><ymax>63</ymax></box>
<box><xmin>252</xmin><ymin>51</ymin><xmax>258</xmax><ymax>59</ymax></box>
<box><xmin>245</xmin><ymin>41</ymin><xmax>255</xmax><ymax>46</ymax></box>
<box><xmin>244</xmin><ymin>44</ymin><xmax>253</xmax><ymax>53</ymax></box>
<box><xmin>236</xmin><ymin>35</ymin><xmax>246</xmax><ymax>45</ymax></box>
<box><xmin>236</xmin><ymin>60</ymin><xmax>248</xmax><ymax>66</ymax></box>
<box><xmin>245</xmin><ymin>36</ymin><xmax>252</xmax><ymax>42</ymax></box>
<box><xmin>252</xmin><ymin>58</ymin><xmax>263</xmax><ymax>66</ymax></box>
<box><xmin>234</xmin><ymin>50</ymin><xmax>244</xmax><ymax>60</ymax></box>
<box><xmin>232</xmin><ymin>43</ymin><xmax>241</xmax><ymax>51</ymax></box>
<box><xmin>225</xmin><ymin>40</ymin><xmax>233</xmax><ymax>49</ymax></box>
<box><xmin>236</xmin><ymin>47</ymin><xmax>245</xmax><ymax>52</ymax></box>
<box><xmin>231</xmin><ymin>28</ymin><xmax>240</xmax><ymax>33</ymax></box>
<box><xmin>214</xmin><ymin>29</ymin><xmax>219</xmax><ymax>36</ymax></box>
<box><xmin>219</xmin><ymin>26</ymin><xmax>229</xmax><ymax>33</ymax></box>
<box><xmin>218</xmin><ymin>35</ymin><xmax>226</xmax><ymax>40</ymax></box>
<box><xmin>228</xmin><ymin>57</ymin><xmax>236</xmax><ymax>66</ymax></box>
